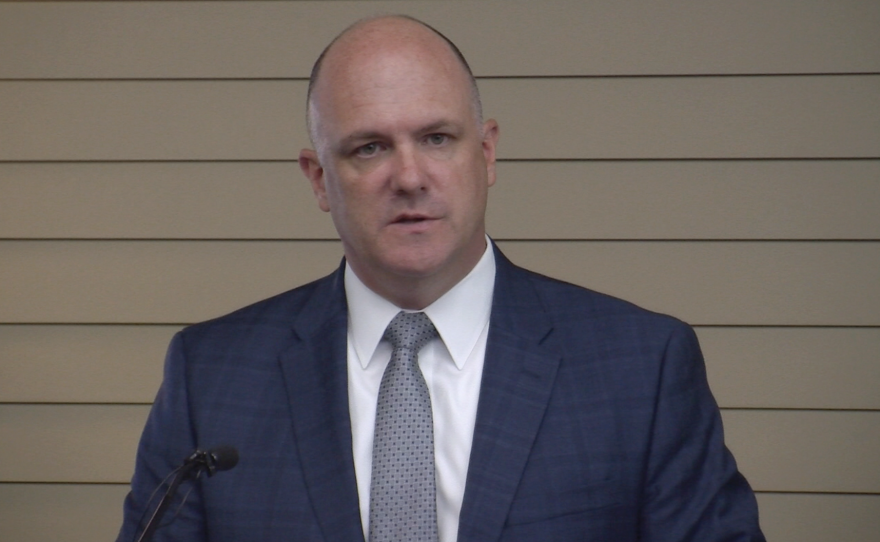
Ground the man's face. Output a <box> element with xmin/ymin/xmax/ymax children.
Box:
<box><xmin>300</xmin><ymin>27</ymin><xmax>498</xmax><ymax>306</ymax></box>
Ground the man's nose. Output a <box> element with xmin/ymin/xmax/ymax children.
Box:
<box><xmin>390</xmin><ymin>145</ymin><xmax>427</xmax><ymax>194</ymax></box>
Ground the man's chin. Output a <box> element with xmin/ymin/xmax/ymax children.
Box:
<box><xmin>383</xmin><ymin>258</ymin><xmax>446</xmax><ymax>281</ymax></box>
<box><xmin>378</xmin><ymin>235</ymin><xmax>484</xmax><ymax>282</ymax></box>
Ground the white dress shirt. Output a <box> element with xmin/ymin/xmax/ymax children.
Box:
<box><xmin>345</xmin><ymin>241</ymin><xmax>495</xmax><ymax>542</ymax></box>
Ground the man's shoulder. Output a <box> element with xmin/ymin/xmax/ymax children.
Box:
<box><xmin>506</xmin><ymin>264</ymin><xmax>702</xmax><ymax>380</ymax></box>
<box><xmin>509</xmin><ymin>263</ymin><xmax>690</xmax><ymax>337</ymax></box>
<box><xmin>180</xmin><ymin>267</ymin><xmax>342</xmax><ymax>343</ymax></box>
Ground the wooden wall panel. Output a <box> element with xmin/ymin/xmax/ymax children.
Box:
<box><xmin>481</xmin><ymin>76</ymin><xmax>880</xmax><ymax>160</ymax></box>
<box><xmin>500</xmin><ymin>241</ymin><xmax>880</xmax><ymax>326</ymax></box>
<box><xmin>490</xmin><ymin>161</ymin><xmax>880</xmax><ymax>240</ymax></box>
<box><xmin>0</xmin><ymin>162</ymin><xmax>331</xmax><ymax>240</ymax></box>
<box><xmin>756</xmin><ymin>493</ymin><xmax>880</xmax><ymax>542</ymax></box>
<box><xmin>0</xmin><ymin>81</ymin><xmax>302</xmax><ymax>161</ymax></box>
<box><xmin>0</xmin><ymin>325</ymin><xmax>178</xmax><ymax>403</ymax></box>
<box><xmin>1</xmin><ymin>241</ymin><xmax>878</xmax><ymax>325</ymax></box>
<box><xmin>0</xmin><ymin>241</ymin><xmax>344</xmax><ymax>324</ymax></box>
<box><xmin>3</xmin><ymin>325</ymin><xmax>879</xmax><ymax>410</ymax></box>
<box><xmin>0</xmin><ymin>405</ymin><xmax>148</xmax><ymax>483</ymax></box>
<box><xmin>3</xmin><ymin>405</ymin><xmax>878</xmax><ymax>494</ymax></box>
<box><xmin>1</xmin><ymin>1</ymin><xmax>878</xmax><ymax>78</ymax></box>
<box><xmin>3</xmin><ymin>160</ymin><xmax>879</xmax><ymax>240</ymax></box>
<box><xmin>723</xmin><ymin>410</ymin><xmax>880</xmax><ymax>493</ymax></box>
<box><xmin>699</xmin><ymin>327</ymin><xmax>880</xmax><ymax>410</ymax></box>
<box><xmin>3</xmin><ymin>76</ymin><xmax>879</xmax><ymax>161</ymax></box>
<box><xmin>0</xmin><ymin>484</ymin><xmax>129</xmax><ymax>542</ymax></box>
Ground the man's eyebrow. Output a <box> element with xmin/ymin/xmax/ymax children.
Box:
<box><xmin>418</xmin><ymin>120</ymin><xmax>461</xmax><ymax>135</ymax></box>
<box><xmin>340</xmin><ymin>131</ymin><xmax>384</xmax><ymax>146</ymax></box>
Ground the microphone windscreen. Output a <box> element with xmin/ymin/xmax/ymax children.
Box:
<box><xmin>208</xmin><ymin>445</ymin><xmax>239</xmax><ymax>472</ymax></box>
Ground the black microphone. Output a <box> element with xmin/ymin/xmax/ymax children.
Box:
<box><xmin>189</xmin><ymin>445</ymin><xmax>239</xmax><ymax>476</ymax></box>
<box><xmin>135</xmin><ymin>445</ymin><xmax>239</xmax><ymax>542</ymax></box>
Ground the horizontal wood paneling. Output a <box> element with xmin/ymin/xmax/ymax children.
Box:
<box><xmin>723</xmin><ymin>410</ymin><xmax>880</xmax><ymax>493</ymax></box>
<box><xmin>755</xmin><ymin>493</ymin><xmax>880</xmax><ymax>542</ymax></box>
<box><xmin>3</xmin><ymin>160</ymin><xmax>879</xmax><ymax>240</ymax></box>
<box><xmin>0</xmin><ymin>484</ymin><xmax>129</xmax><ymax>542</ymax></box>
<box><xmin>1</xmin><ymin>1</ymin><xmax>878</xmax><ymax>79</ymax></box>
<box><xmin>491</xmin><ymin>161</ymin><xmax>880</xmax><ymax>240</ymax></box>
<box><xmin>3</xmin><ymin>76</ymin><xmax>878</xmax><ymax>161</ymax></box>
<box><xmin>0</xmin><ymin>162</ymin><xmax>330</xmax><ymax>239</ymax></box>
<box><xmin>0</xmin><ymin>80</ymin><xmax>300</xmax><ymax>161</ymax></box>
<box><xmin>481</xmin><ymin>76</ymin><xmax>880</xmax><ymax>160</ymax></box>
<box><xmin>698</xmin><ymin>327</ymin><xmax>880</xmax><ymax>410</ymax></box>
<box><xmin>3</xmin><ymin>325</ymin><xmax>878</xmax><ymax>410</ymax></box>
<box><xmin>0</xmin><ymin>325</ymin><xmax>177</xmax><ymax>403</ymax></box>
<box><xmin>0</xmin><ymin>241</ymin><xmax>343</xmax><ymax>324</ymax></box>
<box><xmin>1</xmin><ymin>485</ymin><xmax>876</xmax><ymax>542</ymax></box>
<box><xmin>2</xmin><ymin>241</ymin><xmax>877</xmax><ymax>325</ymax></box>
<box><xmin>500</xmin><ymin>241</ymin><xmax>880</xmax><ymax>326</ymax></box>
<box><xmin>0</xmin><ymin>405</ymin><xmax>148</xmax><ymax>483</ymax></box>
<box><xmin>2</xmin><ymin>405</ymin><xmax>877</xmax><ymax>493</ymax></box>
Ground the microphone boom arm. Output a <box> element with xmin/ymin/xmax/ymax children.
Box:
<box><xmin>134</xmin><ymin>447</ymin><xmax>238</xmax><ymax>542</ymax></box>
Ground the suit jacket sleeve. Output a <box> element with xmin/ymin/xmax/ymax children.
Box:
<box><xmin>639</xmin><ymin>323</ymin><xmax>763</xmax><ymax>541</ymax></box>
<box><xmin>117</xmin><ymin>331</ymin><xmax>207</xmax><ymax>542</ymax></box>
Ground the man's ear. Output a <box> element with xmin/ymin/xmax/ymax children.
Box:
<box><xmin>481</xmin><ymin>119</ymin><xmax>500</xmax><ymax>187</ymax></box>
<box><xmin>299</xmin><ymin>148</ymin><xmax>330</xmax><ymax>212</ymax></box>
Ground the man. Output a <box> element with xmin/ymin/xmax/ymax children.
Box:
<box><xmin>118</xmin><ymin>15</ymin><xmax>764</xmax><ymax>542</ymax></box>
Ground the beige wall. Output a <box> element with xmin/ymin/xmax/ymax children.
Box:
<box><xmin>1</xmin><ymin>1</ymin><xmax>879</xmax><ymax>540</ymax></box>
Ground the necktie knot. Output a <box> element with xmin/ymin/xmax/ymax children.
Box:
<box><xmin>383</xmin><ymin>311</ymin><xmax>437</xmax><ymax>353</ymax></box>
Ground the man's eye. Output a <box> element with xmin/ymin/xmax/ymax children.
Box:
<box><xmin>355</xmin><ymin>143</ymin><xmax>381</xmax><ymax>157</ymax></box>
<box><xmin>426</xmin><ymin>134</ymin><xmax>448</xmax><ymax>146</ymax></box>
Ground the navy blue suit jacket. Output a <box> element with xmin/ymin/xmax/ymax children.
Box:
<box><xmin>118</xmin><ymin>246</ymin><xmax>764</xmax><ymax>541</ymax></box>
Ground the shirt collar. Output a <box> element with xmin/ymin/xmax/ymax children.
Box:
<box><xmin>345</xmin><ymin>238</ymin><xmax>496</xmax><ymax>370</ymax></box>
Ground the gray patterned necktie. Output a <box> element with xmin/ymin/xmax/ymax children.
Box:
<box><xmin>369</xmin><ymin>311</ymin><xmax>440</xmax><ymax>542</ymax></box>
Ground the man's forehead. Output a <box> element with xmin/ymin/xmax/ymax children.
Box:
<box><xmin>306</xmin><ymin>15</ymin><xmax>482</xmax><ymax>148</ymax></box>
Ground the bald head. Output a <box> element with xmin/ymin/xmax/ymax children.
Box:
<box><xmin>306</xmin><ymin>16</ymin><xmax>483</xmax><ymax>148</ymax></box>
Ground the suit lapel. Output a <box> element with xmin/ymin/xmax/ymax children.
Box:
<box><xmin>458</xmin><ymin>247</ymin><xmax>562</xmax><ymax>542</ymax></box>
<box><xmin>274</xmin><ymin>249</ymin><xmax>560</xmax><ymax>542</ymax></box>
<box><xmin>278</xmin><ymin>264</ymin><xmax>365</xmax><ymax>542</ymax></box>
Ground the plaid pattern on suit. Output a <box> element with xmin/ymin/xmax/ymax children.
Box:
<box><xmin>118</xmin><ymin>244</ymin><xmax>764</xmax><ymax>542</ymax></box>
